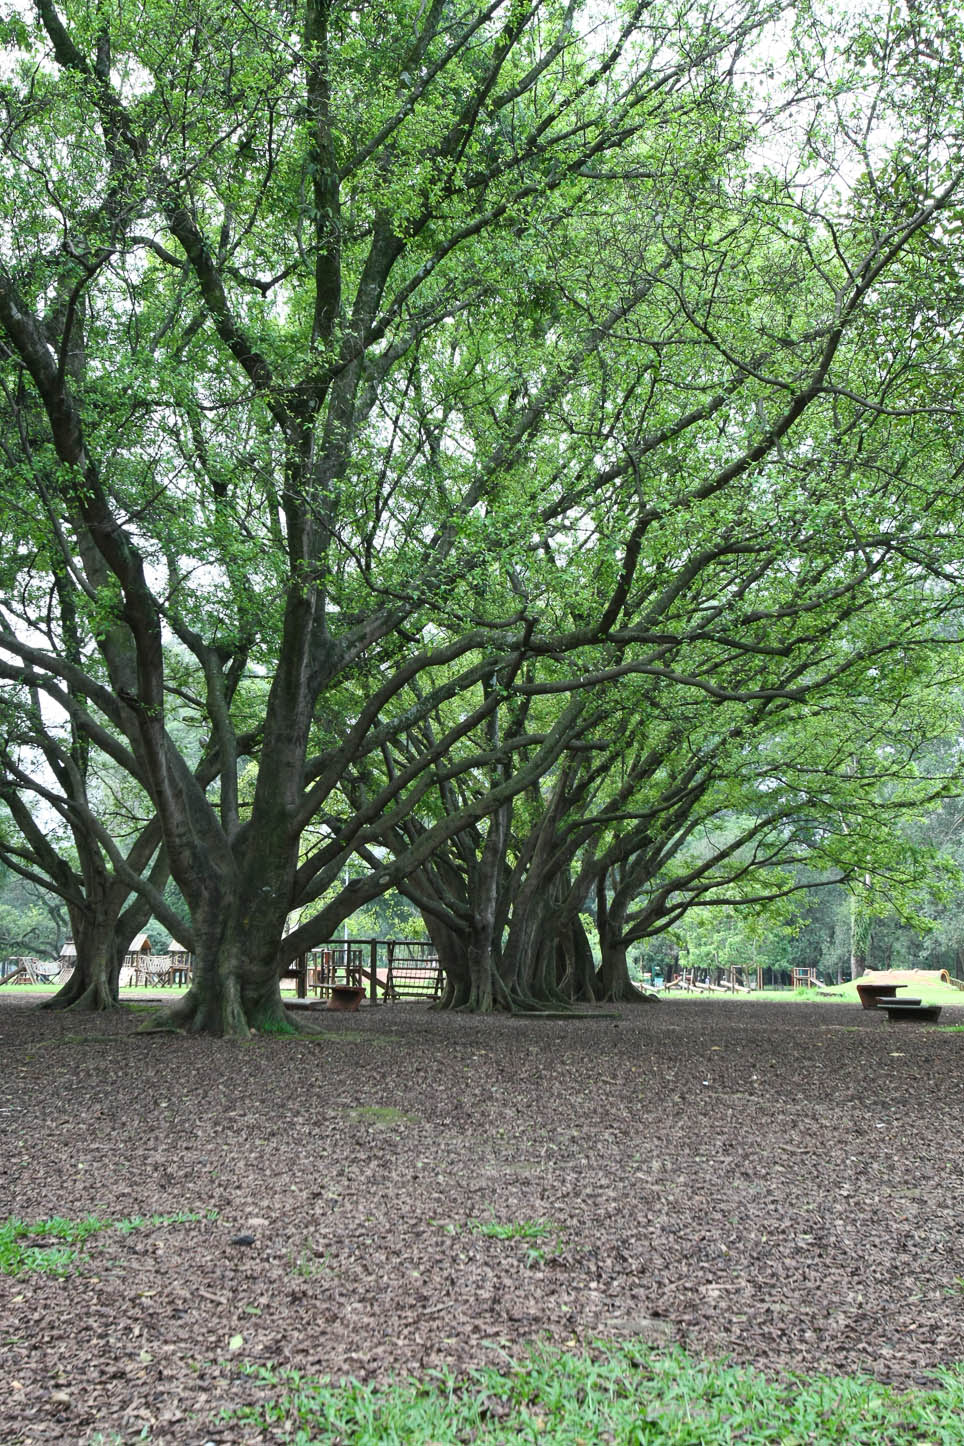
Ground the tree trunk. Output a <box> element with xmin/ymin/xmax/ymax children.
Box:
<box><xmin>425</xmin><ymin>918</ymin><xmax>471</xmax><ymax>1010</ymax></box>
<box><xmin>40</xmin><ymin>891</ymin><xmax>137</xmax><ymax>1012</ymax></box>
<box><xmin>594</xmin><ymin>877</ymin><xmax>654</xmax><ymax>1004</ymax></box>
<box><xmin>849</xmin><ymin>901</ymin><xmax>871</xmax><ymax>981</ymax></box>
<box><xmin>553</xmin><ymin>915</ymin><xmax>598</xmax><ymax>1003</ymax></box>
<box><xmin>147</xmin><ymin>867</ymin><xmax>295</xmax><ymax>1034</ymax></box>
<box><xmin>596</xmin><ymin>934</ymin><xmax>655</xmax><ymax>1003</ymax></box>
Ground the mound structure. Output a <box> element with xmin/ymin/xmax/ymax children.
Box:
<box><xmin>859</xmin><ymin>968</ymin><xmax>958</xmax><ymax>989</ymax></box>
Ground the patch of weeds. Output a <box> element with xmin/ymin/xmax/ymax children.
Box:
<box><xmin>939</xmin><ymin>1024</ymin><xmax>964</xmax><ymax>1033</ymax></box>
<box><xmin>522</xmin><ymin>1238</ymin><xmax>564</xmax><ymax>1269</ymax></box>
<box><xmin>0</xmin><ymin>1214</ymin><xmax>111</xmax><ymax>1277</ymax></box>
<box><xmin>468</xmin><ymin>1217</ymin><xmax>556</xmax><ymax>1241</ymax></box>
<box><xmin>430</xmin><ymin>1219</ymin><xmax>463</xmax><ymax>1236</ymax></box>
<box><xmin>252</xmin><ymin>1014</ymin><xmax>299</xmax><ymax>1036</ymax></box>
<box><xmin>349</xmin><ymin>1104</ymin><xmax>416</xmax><ymax>1125</ymax></box>
<box><xmin>115</xmin><ymin>1208</ymin><xmax>217</xmax><ymax>1234</ymax></box>
<box><xmin>225</xmin><ymin>1345</ymin><xmax>964</xmax><ymax>1443</ymax></box>
<box><xmin>0</xmin><ymin>1209</ymin><xmax>217</xmax><ymax>1277</ymax></box>
<box><xmin>288</xmin><ymin>1242</ymin><xmax>331</xmax><ymax>1279</ymax></box>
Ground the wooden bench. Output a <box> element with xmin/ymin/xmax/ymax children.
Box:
<box><xmin>284</xmin><ymin>985</ymin><xmax>365</xmax><ymax>1013</ymax></box>
<box><xmin>856</xmin><ymin>982</ymin><xmax>906</xmax><ymax>1010</ymax></box>
<box><xmin>882</xmin><ymin>999</ymin><xmax>942</xmax><ymax>1023</ymax></box>
<box><xmin>328</xmin><ymin>984</ymin><xmax>365</xmax><ymax>1012</ymax></box>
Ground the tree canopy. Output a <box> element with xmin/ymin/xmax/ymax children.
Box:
<box><xmin>1</xmin><ymin>0</ymin><xmax>964</xmax><ymax>1030</ymax></box>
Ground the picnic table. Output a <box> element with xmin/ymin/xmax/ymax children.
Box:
<box><xmin>856</xmin><ymin>981</ymin><xmax>906</xmax><ymax>1010</ymax></box>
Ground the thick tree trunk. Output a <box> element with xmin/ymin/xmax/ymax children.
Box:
<box><xmin>40</xmin><ymin>900</ymin><xmax>129</xmax><ymax>1012</ymax></box>
<box><xmin>553</xmin><ymin>915</ymin><xmax>598</xmax><ymax>1003</ymax></box>
<box><xmin>596</xmin><ymin>934</ymin><xmax>655</xmax><ymax>1003</ymax></box>
<box><xmin>424</xmin><ymin>918</ymin><xmax>470</xmax><ymax>1009</ymax></box>
<box><xmin>151</xmin><ymin>919</ymin><xmax>292</xmax><ymax>1035</ymax></box>
<box><xmin>594</xmin><ymin>877</ymin><xmax>654</xmax><ymax>1004</ymax></box>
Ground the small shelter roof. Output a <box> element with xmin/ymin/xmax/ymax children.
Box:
<box><xmin>167</xmin><ymin>939</ymin><xmax>189</xmax><ymax>955</ymax></box>
<box><xmin>130</xmin><ymin>933</ymin><xmax>152</xmax><ymax>953</ymax></box>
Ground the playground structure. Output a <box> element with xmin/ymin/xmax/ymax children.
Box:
<box><xmin>661</xmin><ymin>966</ymin><xmax>757</xmax><ymax>994</ymax></box>
<box><xmin>854</xmin><ymin>968</ymin><xmax>959</xmax><ymax>1024</ymax></box>
<box><xmin>661</xmin><ymin>964</ymin><xmax>840</xmax><ymax>993</ymax></box>
<box><xmin>282</xmin><ymin>939</ymin><xmax>443</xmax><ymax>1004</ymax></box>
<box><xmin>2</xmin><ymin>938</ymin><xmax>444</xmax><ymax>1004</ymax></box>
<box><xmin>0</xmin><ymin>957</ymin><xmax>61</xmax><ymax>986</ymax></box>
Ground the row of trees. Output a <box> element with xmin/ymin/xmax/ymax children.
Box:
<box><xmin>643</xmin><ymin>781</ymin><xmax>964</xmax><ymax>985</ymax></box>
<box><xmin>2</xmin><ymin>0</ymin><xmax>964</xmax><ymax>1032</ymax></box>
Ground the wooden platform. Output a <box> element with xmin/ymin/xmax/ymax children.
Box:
<box><xmin>882</xmin><ymin>1000</ymin><xmax>942</xmax><ymax>1023</ymax></box>
<box><xmin>857</xmin><ymin>981</ymin><xmax>906</xmax><ymax>1010</ymax></box>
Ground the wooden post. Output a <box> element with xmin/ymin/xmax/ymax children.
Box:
<box><xmin>369</xmin><ymin>938</ymin><xmax>378</xmax><ymax>1005</ymax></box>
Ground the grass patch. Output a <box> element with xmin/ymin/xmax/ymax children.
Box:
<box><xmin>227</xmin><ymin>1342</ymin><xmax>964</xmax><ymax>1443</ymax></box>
<box><xmin>0</xmin><ymin>1210</ymin><xmax>215</xmax><ymax>1277</ymax></box>
<box><xmin>467</xmin><ymin>1217</ymin><xmax>556</xmax><ymax>1241</ymax></box>
<box><xmin>657</xmin><ymin>981</ymin><xmax>964</xmax><ymax>1008</ymax></box>
<box><xmin>288</xmin><ymin>1242</ymin><xmax>331</xmax><ymax>1278</ymax></box>
<box><xmin>827</xmin><ymin>979</ymin><xmax>964</xmax><ymax>1009</ymax></box>
<box><xmin>349</xmin><ymin>1105</ymin><xmax>416</xmax><ymax>1125</ymax></box>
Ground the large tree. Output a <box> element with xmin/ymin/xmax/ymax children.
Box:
<box><xmin>1</xmin><ymin>0</ymin><xmax>963</xmax><ymax>1032</ymax></box>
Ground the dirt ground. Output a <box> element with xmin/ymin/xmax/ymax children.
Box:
<box><xmin>1</xmin><ymin>992</ymin><xmax>963</xmax><ymax>1443</ymax></box>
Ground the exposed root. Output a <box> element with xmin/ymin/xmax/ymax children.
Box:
<box><xmin>38</xmin><ymin>973</ymin><xmax>119</xmax><ymax>1012</ymax></box>
<box><xmin>596</xmin><ymin>981</ymin><xmax>660</xmax><ymax>1005</ymax></box>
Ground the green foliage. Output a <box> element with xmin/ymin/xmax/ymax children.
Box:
<box><xmin>228</xmin><ymin>1343</ymin><xmax>964</xmax><ymax>1444</ymax></box>
<box><xmin>287</xmin><ymin>1243</ymin><xmax>330</xmax><ymax>1280</ymax></box>
<box><xmin>0</xmin><ymin>1210</ymin><xmax>213</xmax><ymax>1277</ymax></box>
<box><xmin>0</xmin><ymin>869</ymin><xmax>68</xmax><ymax>961</ymax></box>
<box><xmin>348</xmin><ymin>1105</ymin><xmax>416</xmax><ymax>1126</ymax></box>
<box><xmin>467</xmin><ymin>1218</ymin><xmax>557</xmax><ymax>1242</ymax></box>
<box><xmin>4</xmin><ymin>0</ymin><xmax>964</xmax><ymax>1024</ymax></box>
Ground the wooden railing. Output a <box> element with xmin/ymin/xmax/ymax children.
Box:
<box><xmin>283</xmin><ymin>939</ymin><xmax>442</xmax><ymax>1004</ymax></box>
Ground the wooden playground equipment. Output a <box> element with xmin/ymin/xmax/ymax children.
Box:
<box><xmin>661</xmin><ymin>962</ymin><xmax>844</xmax><ymax>993</ymax></box>
<box><xmin>662</xmin><ymin>965</ymin><xmax>756</xmax><ymax>993</ymax></box>
<box><xmin>0</xmin><ymin>958</ymin><xmax>62</xmax><ymax>986</ymax></box>
<box><xmin>2</xmin><ymin>937</ymin><xmax>444</xmax><ymax>1006</ymax></box>
<box><xmin>283</xmin><ymin>938</ymin><xmax>444</xmax><ymax>1005</ymax></box>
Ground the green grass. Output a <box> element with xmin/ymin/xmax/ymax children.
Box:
<box><xmin>0</xmin><ymin>1210</ymin><xmax>215</xmax><ymax>1277</ymax></box>
<box><xmin>348</xmin><ymin>1104</ymin><xmax>416</xmax><ymax>1125</ymax></box>
<box><xmin>657</xmin><ymin>981</ymin><xmax>964</xmax><ymax>1008</ymax></box>
<box><xmin>227</xmin><ymin>1342</ymin><xmax>964</xmax><ymax>1443</ymax></box>
<box><xmin>2</xmin><ymin>983</ymin><xmax>190</xmax><ymax>997</ymax></box>
<box><xmin>820</xmin><ymin>979</ymin><xmax>964</xmax><ymax>1009</ymax></box>
<box><xmin>467</xmin><ymin>1217</ymin><xmax>557</xmax><ymax>1241</ymax></box>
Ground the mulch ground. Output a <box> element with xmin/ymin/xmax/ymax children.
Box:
<box><xmin>1</xmin><ymin>992</ymin><xmax>963</xmax><ymax>1443</ymax></box>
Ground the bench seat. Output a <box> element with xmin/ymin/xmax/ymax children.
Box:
<box><xmin>883</xmin><ymin>1001</ymin><xmax>942</xmax><ymax>1022</ymax></box>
